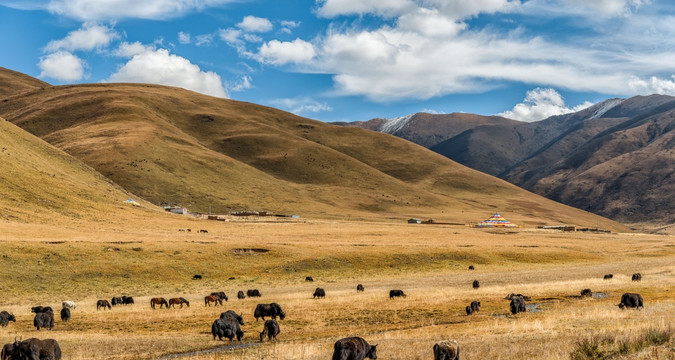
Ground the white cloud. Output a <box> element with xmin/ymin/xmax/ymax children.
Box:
<box><xmin>397</xmin><ymin>7</ymin><xmax>466</xmax><ymax>37</ymax></box>
<box><xmin>562</xmin><ymin>0</ymin><xmax>650</xmax><ymax>16</ymax></box>
<box><xmin>628</xmin><ymin>75</ymin><xmax>675</xmax><ymax>95</ymax></box>
<box><xmin>498</xmin><ymin>88</ymin><xmax>594</xmax><ymax>122</ymax></box>
<box><xmin>113</xmin><ymin>41</ymin><xmax>154</xmax><ymax>57</ymax></box>
<box><xmin>219</xmin><ymin>29</ymin><xmax>243</xmax><ymax>47</ymax></box>
<box><xmin>45</xmin><ymin>23</ymin><xmax>118</xmax><ymax>52</ymax></box>
<box><xmin>317</xmin><ymin>0</ymin><xmax>416</xmax><ymax>18</ymax></box>
<box><xmin>178</xmin><ymin>32</ymin><xmax>191</xmax><ymax>44</ymax></box>
<box><xmin>195</xmin><ymin>34</ymin><xmax>214</xmax><ymax>46</ymax></box>
<box><xmin>270</xmin><ymin>97</ymin><xmax>333</xmax><ymax>115</ymax></box>
<box><xmin>109</xmin><ymin>48</ymin><xmax>228</xmax><ymax>98</ymax></box>
<box><xmin>230</xmin><ymin>75</ymin><xmax>252</xmax><ymax>92</ymax></box>
<box><xmin>38</xmin><ymin>51</ymin><xmax>85</xmax><ymax>81</ymax></box>
<box><xmin>237</xmin><ymin>16</ymin><xmax>273</xmax><ymax>33</ymax></box>
<box><xmin>280</xmin><ymin>20</ymin><xmax>300</xmax><ymax>28</ymax></box>
<box><xmin>44</xmin><ymin>0</ymin><xmax>236</xmax><ymax>21</ymax></box>
<box><xmin>258</xmin><ymin>39</ymin><xmax>316</xmax><ymax>65</ymax></box>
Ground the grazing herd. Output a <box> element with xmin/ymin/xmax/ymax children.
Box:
<box><xmin>0</xmin><ymin>271</ymin><xmax>648</xmax><ymax>359</ymax></box>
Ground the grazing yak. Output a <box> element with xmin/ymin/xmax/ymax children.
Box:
<box><xmin>193</xmin><ymin>274</ymin><xmax>202</xmax><ymax>280</ymax></box>
<box><xmin>466</xmin><ymin>301</ymin><xmax>480</xmax><ymax>315</ymax></box>
<box><xmin>33</xmin><ymin>311</ymin><xmax>54</xmax><ymax>330</ymax></box>
<box><xmin>211</xmin><ymin>318</ymin><xmax>244</xmax><ymax>342</ymax></box>
<box><xmin>632</xmin><ymin>273</ymin><xmax>642</xmax><ymax>281</ymax></box>
<box><xmin>468</xmin><ymin>265</ymin><xmax>475</xmax><ymax>270</ymax></box>
<box><xmin>60</xmin><ymin>308</ymin><xmax>71</xmax><ymax>323</ymax></box>
<box><xmin>580</xmin><ymin>289</ymin><xmax>593</xmax><ymax>297</ymax></box>
<box><xmin>603</xmin><ymin>274</ymin><xmax>613</xmax><ymax>280</ymax></box>
<box><xmin>237</xmin><ymin>291</ymin><xmax>246</xmax><ymax>299</ymax></box>
<box><xmin>111</xmin><ymin>297</ymin><xmax>123</xmax><ymax>306</ymax></box>
<box><xmin>389</xmin><ymin>290</ymin><xmax>406</xmax><ymax>299</ymax></box>
<box><xmin>618</xmin><ymin>293</ymin><xmax>644</xmax><ymax>310</ymax></box>
<box><xmin>31</xmin><ymin>306</ymin><xmax>53</xmax><ymax>314</ymax></box>
<box><xmin>122</xmin><ymin>296</ymin><xmax>134</xmax><ymax>305</ymax></box>
<box><xmin>96</xmin><ymin>300</ymin><xmax>112</xmax><ymax>311</ymax></box>
<box><xmin>260</xmin><ymin>319</ymin><xmax>280</xmax><ymax>342</ymax></box>
<box><xmin>433</xmin><ymin>339</ymin><xmax>460</xmax><ymax>360</ymax></box>
<box><xmin>305</xmin><ymin>276</ymin><xmax>314</xmax><ymax>282</ymax></box>
<box><xmin>504</xmin><ymin>293</ymin><xmax>532</xmax><ymax>301</ymax></box>
<box><xmin>332</xmin><ymin>336</ymin><xmax>378</xmax><ymax>360</ymax></box>
<box><xmin>220</xmin><ymin>310</ymin><xmax>244</xmax><ymax>325</ymax></box>
<box><xmin>0</xmin><ymin>311</ymin><xmax>16</xmax><ymax>327</ymax></box>
<box><xmin>254</xmin><ymin>303</ymin><xmax>286</xmax><ymax>321</ymax></box>
<box><xmin>61</xmin><ymin>301</ymin><xmax>76</xmax><ymax>310</ymax></box>
<box><xmin>211</xmin><ymin>292</ymin><xmax>228</xmax><ymax>302</ymax></box>
<box><xmin>510</xmin><ymin>295</ymin><xmax>526</xmax><ymax>315</ymax></box>
<box><xmin>472</xmin><ymin>280</ymin><xmax>480</xmax><ymax>289</ymax></box>
<box><xmin>313</xmin><ymin>288</ymin><xmax>326</xmax><ymax>299</ymax></box>
<box><xmin>2</xmin><ymin>338</ymin><xmax>61</xmax><ymax>360</ymax></box>
<box><xmin>247</xmin><ymin>289</ymin><xmax>262</xmax><ymax>298</ymax></box>
<box><xmin>150</xmin><ymin>298</ymin><xmax>169</xmax><ymax>309</ymax></box>
<box><xmin>357</xmin><ymin>284</ymin><xmax>364</xmax><ymax>292</ymax></box>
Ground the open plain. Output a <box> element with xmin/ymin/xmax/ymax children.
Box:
<box><xmin>0</xmin><ymin>218</ymin><xmax>672</xmax><ymax>359</ymax></box>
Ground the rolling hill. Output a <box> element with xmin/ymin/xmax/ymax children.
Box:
<box><xmin>0</xmin><ymin>68</ymin><xmax>628</xmax><ymax>230</ymax></box>
<box><xmin>0</xmin><ymin>116</ymin><xmax>153</xmax><ymax>223</ymax></box>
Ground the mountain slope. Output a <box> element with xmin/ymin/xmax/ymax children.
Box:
<box><xmin>0</xmin><ymin>117</ymin><xmax>152</xmax><ymax>223</ymax></box>
<box><xmin>510</xmin><ymin>99</ymin><xmax>675</xmax><ymax>224</ymax></box>
<box><xmin>357</xmin><ymin>95</ymin><xmax>673</xmax><ymax>225</ymax></box>
<box><xmin>0</xmin><ymin>78</ymin><xmax>627</xmax><ymax>230</ymax></box>
<box><xmin>0</xmin><ymin>67</ymin><xmax>50</xmax><ymax>98</ymax></box>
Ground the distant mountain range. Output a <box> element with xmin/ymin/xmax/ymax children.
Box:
<box><xmin>0</xmin><ymin>66</ymin><xmax>626</xmax><ymax>230</ymax></box>
<box><xmin>341</xmin><ymin>96</ymin><xmax>675</xmax><ymax>226</ymax></box>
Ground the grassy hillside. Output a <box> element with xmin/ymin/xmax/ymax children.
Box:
<box><xmin>0</xmin><ymin>117</ymin><xmax>156</xmax><ymax>223</ymax></box>
<box><xmin>0</xmin><ymin>67</ymin><xmax>50</xmax><ymax>98</ymax></box>
<box><xmin>0</xmin><ymin>79</ymin><xmax>628</xmax><ymax>230</ymax></box>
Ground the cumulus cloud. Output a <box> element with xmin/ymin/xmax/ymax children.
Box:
<box><xmin>45</xmin><ymin>23</ymin><xmax>118</xmax><ymax>52</ymax></box>
<box><xmin>258</xmin><ymin>39</ymin><xmax>316</xmax><ymax>65</ymax></box>
<box><xmin>113</xmin><ymin>41</ymin><xmax>154</xmax><ymax>57</ymax></box>
<box><xmin>562</xmin><ymin>0</ymin><xmax>650</xmax><ymax>16</ymax></box>
<box><xmin>109</xmin><ymin>48</ymin><xmax>228</xmax><ymax>98</ymax></box>
<box><xmin>498</xmin><ymin>88</ymin><xmax>594</xmax><ymax>122</ymax></box>
<box><xmin>237</xmin><ymin>16</ymin><xmax>273</xmax><ymax>33</ymax></box>
<box><xmin>43</xmin><ymin>0</ymin><xmax>236</xmax><ymax>21</ymax></box>
<box><xmin>38</xmin><ymin>51</ymin><xmax>85</xmax><ymax>81</ymax></box>
<box><xmin>270</xmin><ymin>97</ymin><xmax>333</xmax><ymax>115</ymax></box>
<box><xmin>628</xmin><ymin>75</ymin><xmax>675</xmax><ymax>95</ymax></box>
<box><xmin>195</xmin><ymin>34</ymin><xmax>214</xmax><ymax>46</ymax></box>
<box><xmin>178</xmin><ymin>32</ymin><xmax>191</xmax><ymax>44</ymax></box>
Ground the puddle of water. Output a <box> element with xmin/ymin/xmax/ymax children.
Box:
<box><xmin>592</xmin><ymin>292</ymin><xmax>607</xmax><ymax>299</ymax></box>
<box><xmin>525</xmin><ymin>304</ymin><xmax>542</xmax><ymax>313</ymax></box>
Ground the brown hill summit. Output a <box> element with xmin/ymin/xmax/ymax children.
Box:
<box><xmin>0</xmin><ymin>67</ymin><xmax>50</xmax><ymax>98</ymax></box>
<box><xmin>0</xmin><ymin>71</ymin><xmax>627</xmax><ymax>230</ymax></box>
<box><xmin>0</xmin><ymin>117</ymin><xmax>152</xmax><ymax>223</ymax></box>
<box><xmin>338</xmin><ymin>112</ymin><xmax>521</xmax><ymax>148</ymax></box>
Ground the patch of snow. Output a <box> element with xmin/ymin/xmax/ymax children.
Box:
<box><xmin>588</xmin><ymin>98</ymin><xmax>624</xmax><ymax>119</ymax></box>
<box><xmin>380</xmin><ymin>113</ymin><xmax>415</xmax><ymax>134</ymax></box>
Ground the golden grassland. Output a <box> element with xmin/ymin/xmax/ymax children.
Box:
<box><xmin>0</xmin><ymin>218</ymin><xmax>673</xmax><ymax>359</ymax></box>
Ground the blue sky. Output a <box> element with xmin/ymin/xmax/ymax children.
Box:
<box><xmin>1</xmin><ymin>0</ymin><xmax>674</xmax><ymax>123</ymax></box>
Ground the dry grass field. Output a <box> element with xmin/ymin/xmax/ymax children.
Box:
<box><xmin>0</xmin><ymin>218</ymin><xmax>672</xmax><ymax>360</ymax></box>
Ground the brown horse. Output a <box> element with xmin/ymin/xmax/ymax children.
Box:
<box><xmin>96</xmin><ymin>300</ymin><xmax>111</xmax><ymax>311</ymax></box>
<box><xmin>150</xmin><ymin>297</ymin><xmax>169</xmax><ymax>309</ymax></box>
<box><xmin>204</xmin><ymin>295</ymin><xmax>222</xmax><ymax>306</ymax></box>
<box><xmin>169</xmin><ymin>297</ymin><xmax>190</xmax><ymax>308</ymax></box>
